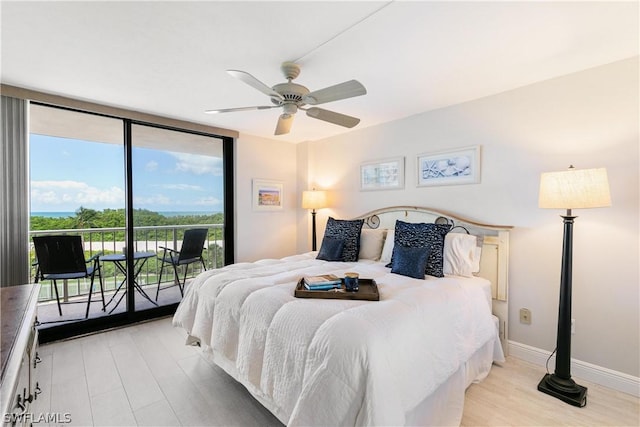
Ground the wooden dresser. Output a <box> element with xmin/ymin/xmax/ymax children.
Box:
<box><xmin>1</xmin><ymin>284</ymin><xmax>40</xmax><ymax>426</ymax></box>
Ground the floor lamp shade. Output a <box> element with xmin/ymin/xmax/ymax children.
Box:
<box><xmin>539</xmin><ymin>167</ymin><xmax>611</xmax><ymax>210</ymax></box>
<box><xmin>302</xmin><ymin>190</ymin><xmax>327</xmax><ymax>251</ymax></box>
<box><xmin>537</xmin><ymin>166</ymin><xmax>611</xmax><ymax>407</ymax></box>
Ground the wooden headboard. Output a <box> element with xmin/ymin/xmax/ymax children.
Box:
<box><xmin>353</xmin><ymin>206</ymin><xmax>512</xmax><ymax>354</ymax></box>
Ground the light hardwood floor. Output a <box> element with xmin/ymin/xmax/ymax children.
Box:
<box><xmin>462</xmin><ymin>357</ymin><xmax>639</xmax><ymax>426</ymax></box>
<box><xmin>32</xmin><ymin>316</ymin><xmax>639</xmax><ymax>426</ymax></box>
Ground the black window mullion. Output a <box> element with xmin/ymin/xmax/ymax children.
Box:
<box><xmin>124</xmin><ymin>120</ymin><xmax>135</xmax><ymax>314</ymax></box>
<box><xmin>223</xmin><ymin>136</ymin><xmax>235</xmax><ymax>265</ymax></box>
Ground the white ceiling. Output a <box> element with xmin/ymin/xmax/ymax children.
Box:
<box><xmin>2</xmin><ymin>1</ymin><xmax>638</xmax><ymax>143</ymax></box>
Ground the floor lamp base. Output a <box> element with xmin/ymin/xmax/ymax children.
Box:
<box><xmin>538</xmin><ymin>373</ymin><xmax>587</xmax><ymax>407</ymax></box>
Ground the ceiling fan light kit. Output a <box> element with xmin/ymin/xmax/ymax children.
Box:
<box><xmin>206</xmin><ymin>61</ymin><xmax>367</xmax><ymax>135</ymax></box>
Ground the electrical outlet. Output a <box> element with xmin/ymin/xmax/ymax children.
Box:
<box><xmin>571</xmin><ymin>318</ymin><xmax>575</xmax><ymax>334</ymax></box>
<box><xmin>519</xmin><ymin>308</ymin><xmax>531</xmax><ymax>325</ymax></box>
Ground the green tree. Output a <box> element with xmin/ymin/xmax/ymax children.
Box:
<box><xmin>75</xmin><ymin>206</ymin><xmax>99</xmax><ymax>228</ymax></box>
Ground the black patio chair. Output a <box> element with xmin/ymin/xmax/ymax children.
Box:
<box><xmin>33</xmin><ymin>235</ymin><xmax>105</xmax><ymax>318</ymax></box>
<box><xmin>155</xmin><ymin>228</ymin><xmax>208</xmax><ymax>300</ymax></box>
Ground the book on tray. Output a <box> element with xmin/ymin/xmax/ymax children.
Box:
<box><xmin>303</xmin><ymin>274</ymin><xmax>342</xmax><ymax>290</ymax></box>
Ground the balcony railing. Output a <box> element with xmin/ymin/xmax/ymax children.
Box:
<box><xmin>29</xmin><ymin>224</ymin><xmax>224</xmax><ymax>303</ymax></box>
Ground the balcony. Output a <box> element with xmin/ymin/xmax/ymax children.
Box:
<box><xmin>30</xmin><ymin>224</ymin><xmax>224</xmax><ymax>326</ymax></box>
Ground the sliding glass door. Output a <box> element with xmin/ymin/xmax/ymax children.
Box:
<box><xmin>29</xmin><ymin>103</ymin><xmax>232</xmax><ymax>336</ymax></box>
<box><xmin>130</xmin><ymin>123</ymin><xmax>225</xmax><ymax>310</ymax></box>
<box><xmin>29</xmin><ymin>104</ymin><xmax>126</xmax><ymax>324</ymax></box>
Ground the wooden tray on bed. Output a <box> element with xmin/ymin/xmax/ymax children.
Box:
<box><xmin>294</xmin><ymin>278</ymin><xmax>379</xmax><ymax>301</ymax></box>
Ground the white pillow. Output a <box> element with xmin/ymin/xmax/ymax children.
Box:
<box><xmin>472</xmin><ymin>243</ymin><xmax>483</xmax><ymax>273</ymax></box>
<box><xmin>358</xmin><ymin>229</ymin><xmax>387</xmax><ymax>261</ymax></box>
<box><xmin>443</xmin><ymin>233</ymin><xmax>478</xmax><ymax>277</ymax></box>
<box><xmin>379</xmin><ymin>229</ymin><xmax>395</xmax><ymax>264</ymax></box>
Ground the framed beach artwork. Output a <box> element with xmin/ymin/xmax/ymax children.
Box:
<box><xmin>360</xmin><ymin>157</ymin><xmax>405</xmax><ymax>191</ymax></box>
<box><xmin>417</xmin><ymin>146</ymin><xmax>481</xmax><ymax>187</ymax></box>
<box><xmin>252</xmin><ymin>179</ymin><xmax>284</xmax><ymax>211</ymax></box>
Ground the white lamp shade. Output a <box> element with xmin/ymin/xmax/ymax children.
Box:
<box><xmin>302</xmin><ymin>190</ymin><xmax>327</xmax><ymax>210</ymax></box>
<box><xmin>539</xmin><ymin>167</ymin><xmax>611</xmax><ymax>209</ymax></box>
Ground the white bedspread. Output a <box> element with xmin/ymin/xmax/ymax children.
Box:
<box><xmin>173</xmin><ymin>253</ymin><xmax>502</xmax><ymax>426</ymax></box>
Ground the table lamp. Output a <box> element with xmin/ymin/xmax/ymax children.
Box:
<box><xmin>537</xmin><ymin>165</ymin><xmax>611</xmax><ymax>407</ymax></box>
<box><xmin>302</xmin><ymin>189</ymin><xmax>327</xmax><ymax>251</ymax></box>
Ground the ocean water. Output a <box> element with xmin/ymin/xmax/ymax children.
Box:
<box><xmin>31</xmin><ymin>211</ymin><xmax>216</xmax><ymax>218</ymax></box>
<box><xmin>31</xmin><ymin>211</ymin><xmax>76</xmax><ymax>218</ymax></box>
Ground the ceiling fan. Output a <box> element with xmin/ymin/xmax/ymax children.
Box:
<box><xmin>206</xmin><ymin>62</ymin><xmax>367</xmax><ymax>135</ymax></box>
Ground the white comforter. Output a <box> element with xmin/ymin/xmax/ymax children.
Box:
<box><xmin>173</xmin><ymin>253</ymin><xmax>501</xmax><ymax>426</ymax></box>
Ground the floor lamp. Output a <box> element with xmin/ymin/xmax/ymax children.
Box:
<box><xmin>537</xmin><ymin>166</ymin><xmax>611</xmax><ymax>407</ymax></box>
<box><xmin>301</xmin><ymin>189</ymin><xmax>327</xmax><ymax>251</ymax></box>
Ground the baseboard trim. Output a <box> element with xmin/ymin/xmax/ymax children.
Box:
<box><xmin>508</xmin><ymin>341</ymin><xmax>640</xmax><ymax>397</ymax></box>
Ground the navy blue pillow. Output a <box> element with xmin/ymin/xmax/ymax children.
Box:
<box><xmin>391</xmin><ymin>244</ymin><xmax>430</xmax><ymax>279</ymax></box>
<box><xmin>385</xmin><ymin>220</ymin><xmax>451</xmax><ymax>277</ymax></box>
<box><xmin>322</xmin><ymin>217</ymin><xmax>364</xmax><ymax>262</ymax></box>
<box><xmin>316</xmin><ymin>237</ymin><xmax>345</xmax><ymax>261</ymax></box>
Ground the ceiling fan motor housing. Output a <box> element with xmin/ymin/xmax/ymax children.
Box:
<box><xmin>270</xmin><ymin>82</ymin><xmax>310</xmax><ymax>107</ymax></box>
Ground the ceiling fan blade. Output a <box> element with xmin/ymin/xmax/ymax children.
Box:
<box><xmin>227</xmin><ymin>70</ymin><xmax>283</xmax><ymax>100</ymax></box>
<box><xmin>275</xmin><ymin>114</ymin><xmax>294</xmax><ymax>135</ymax></box>
<box><xmin>205</xmin><ymin>105</ymin><xmax>276</xmax><ymax>114</ymax></box>
<box><xmin>302</xmin><ymin>80</ymin><xmax>366</xmax><ymax>105</ymax></box>
<box><xmin>306</xmin><ymin>107</ymin><xmax>360</xmax><ymax>128</ymax></box>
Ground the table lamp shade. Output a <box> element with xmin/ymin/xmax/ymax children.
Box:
<box><xmin>302</xmin><ymin>190</ymin><xmax>327</xmax><ymax>210</ymax></box>
<box><xmin>539</xmin><ymin>167</ymin><xmax>611</xmax><ymax>209</ymax></box>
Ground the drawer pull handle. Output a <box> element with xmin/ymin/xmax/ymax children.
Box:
<box><xmin>16</xmin><ymin>387</ymin><xmax>33</xmax><ymax>409</ymax></box>
<box><xmin>16</xmin><ymin>394</ymin><xmax>25</xmax><ymax>411</ymax></box>
<box><xmin>34</xmin><ymin>352</ymin><xmax>42</xmax><ymax>368</ymax></box>
<box><xmin>34</xmin><ymin>381</ymin><xmax>42</xmax><ymax>400</ymax></box>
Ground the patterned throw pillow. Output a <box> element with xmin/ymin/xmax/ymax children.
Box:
<box><xmin>391</xmin><ymin>244</ymin><xmax>430</xmax><ymax>279</ymax></box>
<box><xmin>322</xmin><ymin>217</ymin><xmax>364</xmax><ymax>262</ymax></box>
<box><xmin>316</xmin><ymin>237</ymin><xmax>345</xmax><ymax>261</ymax></box>
<box><xmin>385</xmin><ymin>220</ymin><xmax>451</xmax><ymax>277</ymax></box>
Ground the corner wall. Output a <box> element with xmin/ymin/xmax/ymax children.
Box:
<box><xmin>234</xmin><ymin>133</ymin><xmax>298</xmax><ymax>262</ymax></box>
<box><xmin>299</xmin><ymin>57</ymin><xmax>639</xmax><ymax>377</ymax></box>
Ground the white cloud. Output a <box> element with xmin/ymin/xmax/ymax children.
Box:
<box><xmin>145</xmin><ymin>160</ymin><xmax>159</xmax><ymax>172</ymax></box>
<box><xmin>31</xmin><ymin>180</ymin><xmax>219</xmax><ymax>212</ymax></box>
<box><xmin>195</xmin><ymin>196</ymin><xmax>222</xmax><ymax>206</ymax></box>
<box><xmin>31</xmin><ymin>180</ymin><xmax>125</xmax><ymax>208</ymax></box>
<box><xmin>161</xmin><ymin>183</ymin><xmax>203</xmax><ymax>191</ymax></box>
<box><xmin>133</xmin><ymin>194</ymin><xmax>172</xmax><ymax>206</ymax></box>
<box><xmin>172</xmin><ymin>153</ymin><xmax>223</xmax><ymax>176</ymax></box>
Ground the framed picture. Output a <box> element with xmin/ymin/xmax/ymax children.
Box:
<box><xmin>360</xmin><ymin>157</ymin><xmax>405</xmax><ymax>191</ymax></box>
<box><xmin>252</xmin><ymin>179</ymin><xmax>284</xmax><ymax>211</ymax></box>
<box><xmin>417</xmin><ymin>146</ymin><xmax>481</xmax><ymax>187</ymax></box>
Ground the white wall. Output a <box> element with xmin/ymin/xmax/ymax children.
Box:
<box><xmin>234</xmin><ymin>133</ymin><xmax>298</xmax><ymax>262</ymax></box>
<box><xmin>297</xmin><ymin>58</ymin><xmax>639</xmax><ymax>377</ymax></box>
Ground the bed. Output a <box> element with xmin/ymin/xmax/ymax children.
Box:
<box><xmin>173</xmin><ymin>206</ymin><xmax>511</xmax><ymax>426</ymax></box>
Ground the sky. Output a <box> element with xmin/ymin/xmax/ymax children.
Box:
<box><xmin>30</xmin><ymin>134</ymin><xmax>224</xmax><ymax>213</ymax></box>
